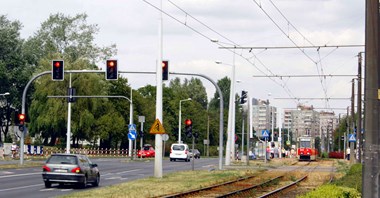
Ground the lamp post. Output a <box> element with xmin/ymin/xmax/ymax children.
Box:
<box><xmin>216</xmin><ymin>60</ymin><xmax>236</xmax><ymax>165</ymax></box>
<box><xmin>178</xmin><ymin>98</ymin><xmax>192</xmax><ymax>143</ymax></box>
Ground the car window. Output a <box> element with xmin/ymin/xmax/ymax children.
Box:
<box><xmin>79</xmin><ymin>156</ymin><xmax>90</xmax><ymax>167</ymax></box>
<box><xmin>173</xmin><ymin>145</ymin><xmax>185</xmax><ymax>151</ymax></box>
<box><xmin>48</xmin><ymin>155</ymin><xmax>77</xmax><ymax>165</ymax></box>
<box><xmin>144</xmin><ymin>146</ymin><xmax>150</xmax><ymax>151</ymax></box>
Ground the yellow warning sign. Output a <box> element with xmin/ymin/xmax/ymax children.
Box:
<box><xmin>149</xmin><ymin>119</ymin><xmax>166</xmax><ymax>134</ymax></box>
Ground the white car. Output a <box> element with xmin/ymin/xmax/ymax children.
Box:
<box><xmin>169</xmin><ymin>143</ymin><xmax>191</xmax><ymax>162</ymax></box>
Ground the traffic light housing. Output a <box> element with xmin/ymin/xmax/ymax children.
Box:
<box><xmin>106</xmin><ymin>59</ymin><xmax>118</xmax><ymax>80</ymax></box>
<box><xmin>184</xmin><ymin>119</ymin><xmax>192</xmax><ymax>138</ymax></box>
<box><xmin>52</xmin><ymin>60</ymin><xmax>64</xmax><ymax>81</ymax></box>
<box><xmin>18</xmin><ymin>113</ymin><xmax>25</xmax><ymax>131</ymax></box>
<box><xmin>162</xmin><ymin>60</ymin><xmax>169</xmax><ymax>81</ymax></box>
<box><xmin>240</xmin><ymin>90</ymin><xmax>247</xmax><ymax>104</ymax></box>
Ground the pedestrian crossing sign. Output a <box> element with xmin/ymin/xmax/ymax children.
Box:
<box><xmin>348</xmin><ymin>134</ymin><xmax>356</xmax><ymax>142</ymax></box>
<box><xmin>262</xmin><ymin>130</ymin><xmax>269</xmax><ymax>138</ymax></box>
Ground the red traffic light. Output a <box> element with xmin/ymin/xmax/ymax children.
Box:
<box><xmin>18</xmin><ymin>113</ymin><xmax>25</xmax><ymax>122</ymax></box>
<box><xmin>185</xmin><ymin>119</ymin><xmax>192</xmax><ymax>126</ymax></box>
<box><xmin>52</xmin><ymin>60</ymin><xmax>64</xmax><ymax>80</ymax></box>
<box><xmin>161</xmin><ymin>61</ymin><xmax>167</xmax><ymax>68</ymax></box>
<box><xmin>54</xmin><ymin>61</ymin><xmax>61</xmax><ymax>68</ymax></box>
<box><xmin>107</xmin><ymin>60</ymin><xmax>116</xmax><ymax>67</ymax></box>
<box><xmin>106</xmin><ymin>59</ymin><xmax>118</xmax><ymax>80</ymax></box>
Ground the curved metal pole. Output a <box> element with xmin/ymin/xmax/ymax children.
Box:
<box><xmin>171</xmin><ymin>72</ymin><xmax>224</xmax><ymax>170</ymax></box>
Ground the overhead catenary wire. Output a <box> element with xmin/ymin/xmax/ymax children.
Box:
<box><xmin>141</xmin><ymin>0</ymin><xmax>356</xmax><ymax>108</ymax></box>
<box><xmin>142</xmin><ymin>0</ymin><xmax>300</xmax><ymax>105</ymax></box>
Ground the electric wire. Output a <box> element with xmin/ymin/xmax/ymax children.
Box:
<box><xmin>142</xmin><ymin>0</ymin><xmax>351</xmax><ymax>108</ymax></box>
<box><xmin>143</xmin><ymin>0</ymin><xmax>299</xmax><ymax>104</ymax></box>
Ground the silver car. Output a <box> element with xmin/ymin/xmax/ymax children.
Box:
<box><xmin>42</xmin><ymin>153</ymin><xmax>100</xmax><ymax>188</ymax></box>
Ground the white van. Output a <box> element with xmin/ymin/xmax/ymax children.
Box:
<box><xmin>169</xmin><ymin>143</ymin><xmax>190</xmax><ymax>162</ymax></box>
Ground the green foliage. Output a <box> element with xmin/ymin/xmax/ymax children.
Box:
<box><xmin>332</xmin><ymin>164</ymin><xmax>362</xmax><ymax>193</ymax></box>
<box><xmin>298</xmin><ymin>184</ymin><xmax>361</xmax><ymax>198</ymax></box>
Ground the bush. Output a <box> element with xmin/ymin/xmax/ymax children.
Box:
<box><xmin>299</xmin><ymin>184</ymin><xmax>361</xmax><ymax>198</ymax></box>
<box><xmin>329</xmin><ymin>151</ymin><xmax>344</xmax><ymax>159</ymax></box>
<box><xmin>333</xmin><ymin>163</ymin><xmax>362</xmax><ymax>192</ymax></box>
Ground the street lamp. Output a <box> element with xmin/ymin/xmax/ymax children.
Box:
<box><xmin>178</xmin><ymin>98</ymin><xmax>192</xmax><ymax>143</ymax></box>
<box><xmin>216</xmin><ymin>60</ymin><xmax>236</xmax><ymax>164</ymax></box>
<box><xmin>0</xmin><ymin>92</ymin><xmax>10</xmax><ymax>96</ymax></box>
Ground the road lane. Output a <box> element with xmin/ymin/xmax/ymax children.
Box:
<box><xmin>0</xmin><ymin>157</ymin><xmax>219</xmax><ymax>198</ymax></box>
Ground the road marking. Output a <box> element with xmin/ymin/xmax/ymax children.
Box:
<box><xmin>0</xmin><ymin>172</ymin><xmax>41</xmax><ymax>179</ymax></box>
<box><xmin>0</xmin><ymin>183</ymin><xmax>43</xmax><ymax>192</ymax></box>
<box><xmin>117</xmin><ymin>169</ymin><xmax>141</xmax><ymax>175</ymax></box>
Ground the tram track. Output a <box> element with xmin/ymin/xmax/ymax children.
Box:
<box><xmin>158</xmin><ymin>160</ymin><xmax>315</xmax><ymax>198</ymax></box>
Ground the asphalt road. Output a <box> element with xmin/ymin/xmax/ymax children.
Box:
<box><xmin>0</xmin><ymin>157</ymin><xmax>219</xmax><ymax>198</ymax></box>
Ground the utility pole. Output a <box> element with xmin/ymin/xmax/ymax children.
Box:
<box><xmin>350</xmin><ymin>79</ymin><xmax>355</xmax><ymax>164</ymax></box>
<box><xmin>357</xmin><ymin>52</ymin><xmax>363</xmax><ymax>163</ymax></box>
<box><xmin>363</xmin><ymin>0</ymin><xmax>380</xmax><ymax>196</ymax></box>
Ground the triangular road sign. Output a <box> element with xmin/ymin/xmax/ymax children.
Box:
<box><xmin>262</xmin><ymin>130</ymin><xmax>269</xmax><ymax>137</ymax></box>
<box><xmin>128</xmin><ymin>124</ymin><xmax>136</xmax><ymax>132</ymax></box>
<box><xmin>348</xmin><ymin>134</ymin><xmax>356</xmax><ymax>142</ymax></box>
<box><xmin>149</xmin><ymin>119</ymin><xmax>166</xmax><ymax>134</ymax></box>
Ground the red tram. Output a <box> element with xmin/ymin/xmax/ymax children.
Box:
<box><xmin>296</xmin><ymin>136</ymin><xmax>318</xmax><ymax>161</ymax></box>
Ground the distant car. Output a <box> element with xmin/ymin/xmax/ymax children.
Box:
<box><xmin>189</xmin><ymin>149</ymin><xmax>201</xmax><ymax>159</ymax></box>
<box><xmin>42</xmin><ymin>153</ymin><xmax>100</xmax><ymax>188</ymax></box>
<box><xmin>170</xmin><ymin>143</ymin><xmax>191</xmax><ymax>162</ymax></box>
<box><xmin>138</xmin><ymin>144</ymin><xmax>155</xmax><ymax>158</ymax></box>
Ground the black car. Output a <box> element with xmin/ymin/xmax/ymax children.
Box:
<box><xmin>189</xmin><ymin>149</ymin><xmax>201</xmax><ymax>159</ymax></box>
<box><xmin>42</xmin><ymin>153</ymin><xmax>100</xmax><ymax>188</ymax></box>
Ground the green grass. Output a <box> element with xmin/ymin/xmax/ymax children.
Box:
<box><xmin>299</xmin><ymin>163</ymin><xmax>362</xmax><ymax>198</ymax></box>
<box><xmin>60</xmin><ymin>169</ymin><xmax>259</xmax><ymax>198</ymax></box>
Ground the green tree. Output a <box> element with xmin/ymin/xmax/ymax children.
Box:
<box><xmin>27</xmin><ymin>13</ymin><xmax>118</xmax><ymax>147</ymax></box>
<box><xmin>0</xmin><ymin>15</ymin><xmax>33</xmax><ymax>143</ymax></box>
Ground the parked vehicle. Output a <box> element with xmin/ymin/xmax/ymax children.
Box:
<box><xmin>42</xmin><ymin>153</ymin><xmax>100</xmax><ymax>188</ymax></box>
<box><xmin>138</xmin><ymin>144</ymin><xmax>155</xmax><ymax>158</ymax></box>
<box><xmin>189</xmin><ymin>149</ymin><xmax>200</xmax><ymax>159</ymax></box>
<box><xmin>169</xmin><ymin>143</ymin><xmax>190</xmax><ymax>162</ymax></box>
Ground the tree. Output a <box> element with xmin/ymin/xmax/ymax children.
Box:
<box><xmin>0</xmin><ymin>15</ymin><xmax>33</xmax><ymax>143</ymax></box>
<box><xmin>27</xmin><ymin>13</ymin><xmax>117</xmax><ymax>147</ymax></box>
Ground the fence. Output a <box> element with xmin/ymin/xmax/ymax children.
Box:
<box><xmin>0</xmin><ymin>144</ymin><xmax>133</xmax><ymax>159</ymax></box>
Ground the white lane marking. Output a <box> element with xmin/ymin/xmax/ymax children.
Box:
<box><xmin>0</xmin><ymin>171</ymin><xmax>14</xmax><ymax>174</ymax></box>
<box><xmin>116</xmin><ymin>169</ymin><xmax>141</xmax><ymax>175</ymax></box>
<box><xmin>0</xmin><ymin>183</ymin><xmax>43</xmax><ymax>192</ymax></box>
<box><xmin>0</xmin><ymin>172</ymin><xmax>41</xmax><ymax>179</ymax></box>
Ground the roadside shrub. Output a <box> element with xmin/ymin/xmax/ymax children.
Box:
<box><xmin>329</xmin><ymin>151</ymin><xmax>344</xmax><ymax>159</ymax></box>
<box><xmin>333</xmin><ymin>163</ymin><xmax>362</xmax><ymax>192</ymax></box>
<box><xmin>298</xmin><ymin>184</ymin><xmax>361</xmax><ymax>198</ymax></box>
<box><xmin>321</xmin><ymin>152</ymin><xmax>329</xmax><ymax>158</ymax></box>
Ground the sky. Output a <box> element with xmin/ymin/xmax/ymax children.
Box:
<box><xmin>0</xmin><ymin>0</ymin><xmax>365</xmax><ymax>115</ymax></box>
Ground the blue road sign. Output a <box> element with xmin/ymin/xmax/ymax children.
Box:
<box><xmin>128</xmin><ymin>124</ymin><xmax>137</xmax><ymax>133</ymax></box>
<box><xmin>262</xmin><ymin>130</ymin><xmax>269</xmax><ymax>138</ymax></box>
<box><xmin>128</xmin><ymin>131</ymin><xmax>137</xmax><ymax>140</ymax></box>
<box><xmin>348</xmin><ymin>134</ymin><xmax>356</xmax><ymax>142</ymax></box>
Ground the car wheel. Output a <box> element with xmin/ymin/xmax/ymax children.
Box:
<box><xmin>93</xmin><ymin>174</ymin><xmax>100</xmax><ymax>187</ymax></box>
<box><xmin>44</xmin><ymin>181</ymin><xmax>52</xmax><ymax>188</ymax></box>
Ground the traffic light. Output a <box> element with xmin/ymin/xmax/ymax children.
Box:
<box><xmin>162</xmin><ymin>60</ymin><xmax>169</xmax><ymax>81</ymax></box>
<box><xmin>106</xmin><ymin>59</ymin><xmax>118</xmax><ymax>80</ymax></box>
<box><xmin>240</xmin><ymin>90</ymin><xmax>247</xmax><ymax>104</ymax></box>
<box><xmin>52</xmin><ymin>60</ymin><xmax>64</xmax><ymax>81</ymax></box>
<box><xmin>184</xmin><ymin>119</ymin><xmax>192</xmax><ymax>138</ymax></box>
<box><xmin>18</xmin><ymin>113</ymin><xmax>25</xmax><ymax>131</ymax></box>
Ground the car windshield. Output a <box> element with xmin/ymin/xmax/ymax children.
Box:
<box><xmin>143</xmin><ymin>146</ymin><xmax>151</xmax><ymax>151</ymax></box>
<box><xmin>48</xmin><ymin>155</ymin><xmax>77</xmax><ymax>165</ymax></box>
<box><xmin>173</xmin><ymin>145</ymin><xmax>185</xmax><ymax>151</ymax></box>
